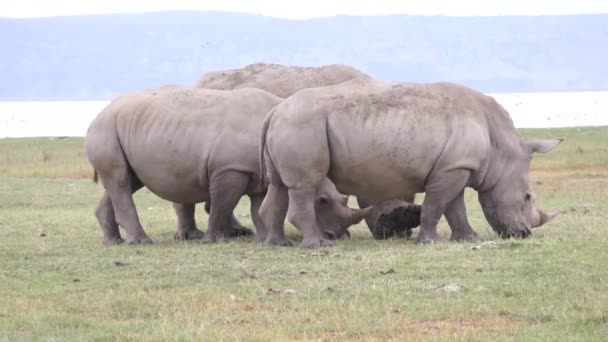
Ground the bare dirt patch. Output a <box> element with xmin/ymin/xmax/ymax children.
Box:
<box><xmin>302</xmin><ymin>318</ymin><xmax>529</xmax><ymax>341</ymax></box>
<box><xmin>400</xmin><ymin>318</ymin><xmax>529</xmax><ymax>338</ymax></box>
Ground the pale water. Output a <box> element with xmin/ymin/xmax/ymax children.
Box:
<box><xmin>0</xmin><ymin>92</ymin><xmax>607</xmax><ymax>138</ymax></box>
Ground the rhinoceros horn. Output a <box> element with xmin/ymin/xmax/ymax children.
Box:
<box><xmin>533</xmin><ymin>209</ymin><xmax>560</xmax><ymax>228</ymax></box>
<box><xmin>351</xmin><ymin>206</ymin><xmax>373</xmax><ymax>224</ymax></box>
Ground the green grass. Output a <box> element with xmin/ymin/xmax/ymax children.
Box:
<box><xmin>1</xmin><ymin>127</ymin><xmax>607</xmax><ymax>340</ymax></box>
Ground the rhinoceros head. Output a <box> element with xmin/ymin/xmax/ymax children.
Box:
<box><xmin>314</xmin><ymin>180</ymin><xmax>370</xmax><ymax>239</ymax></box>
<box><xmin>478</xmin><ymin>138</ymin><xmax>562</xmax><ymax>238</ymax></box>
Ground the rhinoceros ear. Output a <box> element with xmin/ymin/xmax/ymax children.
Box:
<box><xmin>525</xmin><ymin>138</ymin><xmax>563</xmax><ymax>154</ymax></box>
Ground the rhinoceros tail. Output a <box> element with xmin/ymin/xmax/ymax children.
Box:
<box><xmin>93</xmin><ymin>169</ymin><xmax>98</xmax><ymax>184</ymax></box>
<box><xmin>259</xmin><ymin>108</ymin><xmax>276</xmax><ymax>188</ymax></box>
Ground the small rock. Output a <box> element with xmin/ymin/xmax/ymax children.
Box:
<box><xmin>380</xmin><ymin>268</ymin><xmax>396</xmax><ymax>275</ymax></box>
<box><xmin>267</xmin><ymin>288</ymin><xmax>281</xmax><ymax>295</ymax></box>
<box><xmin>284</xmin><ymin>289</ymin><xmax>298</xmax><ymax>295</ymax></box>
<box><xmin>40</xmin><ymin>233</ymin><xmax>46</xmax><ymax>237</ymax></box>
<box><xmin>114</xmin><ymin>261</ymin><xmax>129</xmax><ymax>267</ymax></box>
<box><xmin>471</xmin><ymin>241</ymin><xmax>498</xmax><ymax>250</ymax></box>
<box><xmin>435</xmin><ymin>283</ymin><xmax>461</xmax><ymax>293</ymax></box>
<box><xmin>229</xmin><ymin>294</ymin><xmax>243</xmax><ymax>301</ymax></box>
<box><xmin>73</xmin><ymin>278</ymin><xmax>80</xmax><ymax>282</ymax></box>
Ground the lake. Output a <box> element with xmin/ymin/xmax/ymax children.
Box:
<box><xmin>1</xmin><ymin>91</ymin><xmax>607</xmax><ymax>138</ymax></box>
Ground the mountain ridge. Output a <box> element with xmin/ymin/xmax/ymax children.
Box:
<box><xmin>1</xmin><ymin>11</ymin><xmax>606</xmax><ymax>100</ymax></box>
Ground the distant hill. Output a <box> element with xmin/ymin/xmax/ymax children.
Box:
<box><xmin>1</xmin><ymin>11</ymin><xmax>607</xmax><ymax>100</ymax></box>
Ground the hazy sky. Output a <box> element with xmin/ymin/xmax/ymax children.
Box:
<box><xmin>2</xmin><ymin>0</ymin><xmax>608</xmax><ymax>19</ymax></box>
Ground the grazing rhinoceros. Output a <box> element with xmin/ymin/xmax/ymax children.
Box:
<box><xmin>196</xmin><ymin>62</ymin><xmax>370</xmax><ymax>98</ymax></box>
<box><xmin>259</xmin><ymin>79</ymin><xmax>561</xmax><ymax>247</ymax></box>
<box><xmin>194</xmin><ymin>62</ymin><xmax>372</xmax><ymax>238</ymax></box>
<box><xmin>86</xmin><ymin>85</ymin><xmax>368</xmax><ymax>245</ymax></box>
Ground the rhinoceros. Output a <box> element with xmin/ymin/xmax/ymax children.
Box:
<box><xmin>195</xmin><ymin>62</ymin><xmax>373</xmax><ymax>237</ymax></box>
<box><xmin>259</xmin><ymin>79</ymin><xmax>561</xmax><ymax>246</ymax></box>
<box><xmin>196</xmin><ymin>62</ymin><xmax>370</xmax><ymax>98</ymax></box>
<box><xmin>86</xmin><ymin>85</ymin><xmax>367</xmax><ymax>245</ymax></box>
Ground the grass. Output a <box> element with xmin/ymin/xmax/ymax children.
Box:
<box><xmin>0</xmin><ymin>127</ymin><xmax>607</xmax><ymax>340</ymax></box>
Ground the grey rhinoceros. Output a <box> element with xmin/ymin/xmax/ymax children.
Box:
<box><xmin>259</xmin><ymin>79</ymin><xmax>561</xmax><ymax>247</ymax></box>
<box><xmin>86</xmin><ymin>85</ymin><xmax>367</xmax><ymax>245</ymax></box>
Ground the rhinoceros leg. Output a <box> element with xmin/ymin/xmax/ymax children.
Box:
<box><xmin>203</xmin><ymin>201</ymin><xmax>252</xmax><ymax>237</ymax></box>
<box><xmin>96</xmin><ymin>175</ymin><xmax>146</xmax><ymax>245</ymax></box>
<box><xmin>173</xmin><ymin>203</ymin><xmax>205</xmax><ymax>240</ymax></box>
<box><xmin>96</xmin><ymin>191</ymin><xmax>123</xmax><ymax>245</ymax></box>
<box><xmin>248</xmin><ymin>194</ymin><xmax>268</xmax><ymax>241</ymax></box>
<box><xmin>204</xmin><ymin>171</ymin><xmax>250</xmax><ymax>242</ymax></box>
<box><xmin>445</xmin><ymin>190</ymin><xmax>480</xmax><ymax>242</ymax></box>
<box><xmin>416</xmin><ymin>169</ymin><xmax>471</xmax><ymax>244</ymax></box>
<box><xmin>259</xmin><ymin>182</ymin><xmax>291</xmax><ymax>246</ymax></box>
<box><xmin>287</xmin><ymin>188</ymin><xmax>335</xmax><ymax>248</ymax></box>
<box><xmin>106</xmin><ymin>185</ymin><xmax>152</xmax><ymax>245</ymax></box>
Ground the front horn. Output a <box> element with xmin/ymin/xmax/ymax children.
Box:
<box><xmin>533</xmin><ymin>209</ymin><xmax>560</xmax><ymax>228</ymax></box>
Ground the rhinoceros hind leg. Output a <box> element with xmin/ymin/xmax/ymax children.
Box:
<box><xmin>287</xmin><ymin>188</ymin><xmax>335</xmax><ymax>248</ymax></box>
<box><xmin>445</xmin><ymin>191</ymin><xmax>480</xmax><ymax>242</ymax></box>
<box><xmin>260</xmin><ymin>183</ymin><xmax>292</xmax><ymax>246</ymax></box>
<box><xmin>204</xmin><ymin>201</ymin><xmax>252</xmax><ymax>237</ymax></box>
<box><xmin>96</xmin><ymin>175</ymin><xmax>145</xmax><ymax>245</ymax></box>
<box><xmin>204</xmin><ymin>171</ymin><xmax>250</xmax><ymax>242</ymax></box>
<box><xmin>248</xmin><ymin>194</ymin><xmax>267</xmax><ymax>240</ymax></box>
<box><xmin>173</xmin><ymin>203</ymin><xmax>205</xmax><ymax>240</ymax></box>
<box><xmin>103</xmin><ymin>175</ymin><xmax>152</xmax><ymax>245</ymax></box>
<box><xmin>416</xmin><ymin>169</ymin><xmax>471</xmax><ymax>244</ymax></box>
<box><xmin>96</xmin><ymin>191</ymin><xmax>123</xmax><ymax>245</ymax></box>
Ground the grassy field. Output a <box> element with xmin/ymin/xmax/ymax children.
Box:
<box><xmin>0</xmin><ymin>127</ymin><xmax>607</xmax><ymax>341</ymax></box>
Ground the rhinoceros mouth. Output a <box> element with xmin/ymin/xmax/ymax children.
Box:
<box><xmin>499</xmin><ymin>223</ymin><xmax>532</xmax><ymax>239</ymax></box>
<box><xmin>323</xmin><ymin>229</ymin><xmax>350</xmax><ymax>240</ymax></box>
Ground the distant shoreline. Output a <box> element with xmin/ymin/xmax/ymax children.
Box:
<box><xmin>1</xmin><ymin>91</ymin><xmax>607</xmax><ymax>138</ymax></box>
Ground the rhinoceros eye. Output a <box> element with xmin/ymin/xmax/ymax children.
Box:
<box><xmin>317</xmin><ymin>195</ymin><xmax>329</xmax><ymax>206</ymax></box>
<box><xmin>524</xmin><ymin>193</ymin><xmax>532</xmax><ymax>201</ymax></box>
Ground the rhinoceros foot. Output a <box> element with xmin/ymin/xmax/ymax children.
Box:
<box><xmin>450</xmin><ymin>230</ymin><xmax>480</xmax><ymax>242</ymax></box>
<box><xmin>265</xmin><ymin>236</ymin><xmax>294</xmax><ymax>247</ymax></box>
<box><xmin>126</xmin><ymin>235</ymin><xmax>154</xmax><ymax>245</ymax></box>
<box><xmin>301</xmin><ymin>237</ymin><xmax>336</xmax><ymax>249</ymax></box>
<box><xmin>103</xmin><ymin>236</ymin><xmax>125</xmax><ymax>246</ymax></box>
<box><xmin>174</xmin><ymin>228</ymin><xmax>205</xmax><ymax>241</ymax></box>
<box><xmin>415</xmin><ymin>229</ymin><xmax>440</xmax><ymax>244</ymax></box>
<box><xmin>226</xmin><ymin>227</ymin><xmax>254</xmax><ymax>238</ymax></box>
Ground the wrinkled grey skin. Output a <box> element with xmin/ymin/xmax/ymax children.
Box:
<box><xmin>259</xmin><ymin>79</ymin><xmax>561</xmax><ymax>246</ymax></box>
<box><xmin>86</xmin><ymin>85</ymin><xmax>366</xmax><ymax>245</ymax></box>
<box><xmin>197</xmin><ymin>62</ymin><xmax>370</xmax><ymax>98</ymax></box>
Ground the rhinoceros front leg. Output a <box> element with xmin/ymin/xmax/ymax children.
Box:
<box><xmin>288</xmin><ymin>188</ymin><xmax>335</xmax><ymax>248</ymax></box>
<box><xmin>204</xmin><ymin>171</ymin><xmax>250</xmax><ymax>242</ymax></box>
<box><xmin>173</xmin><ymin>203</ymin><xmax>205</xmax><ymax>240</ymax></box>
<box><xmin>416</xmin><ymin>169</ymin><xmax>471</xmax><ymax>244</ymax></box>
<box><xmin>259</xmin><ymin>182</ymin><xmax>291</xmax><ymax>246</ymax></box>
<box><xmin>445</xmin><ymin>190</ymin><xmax>480</xmax><ymax>242</ymax></box>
